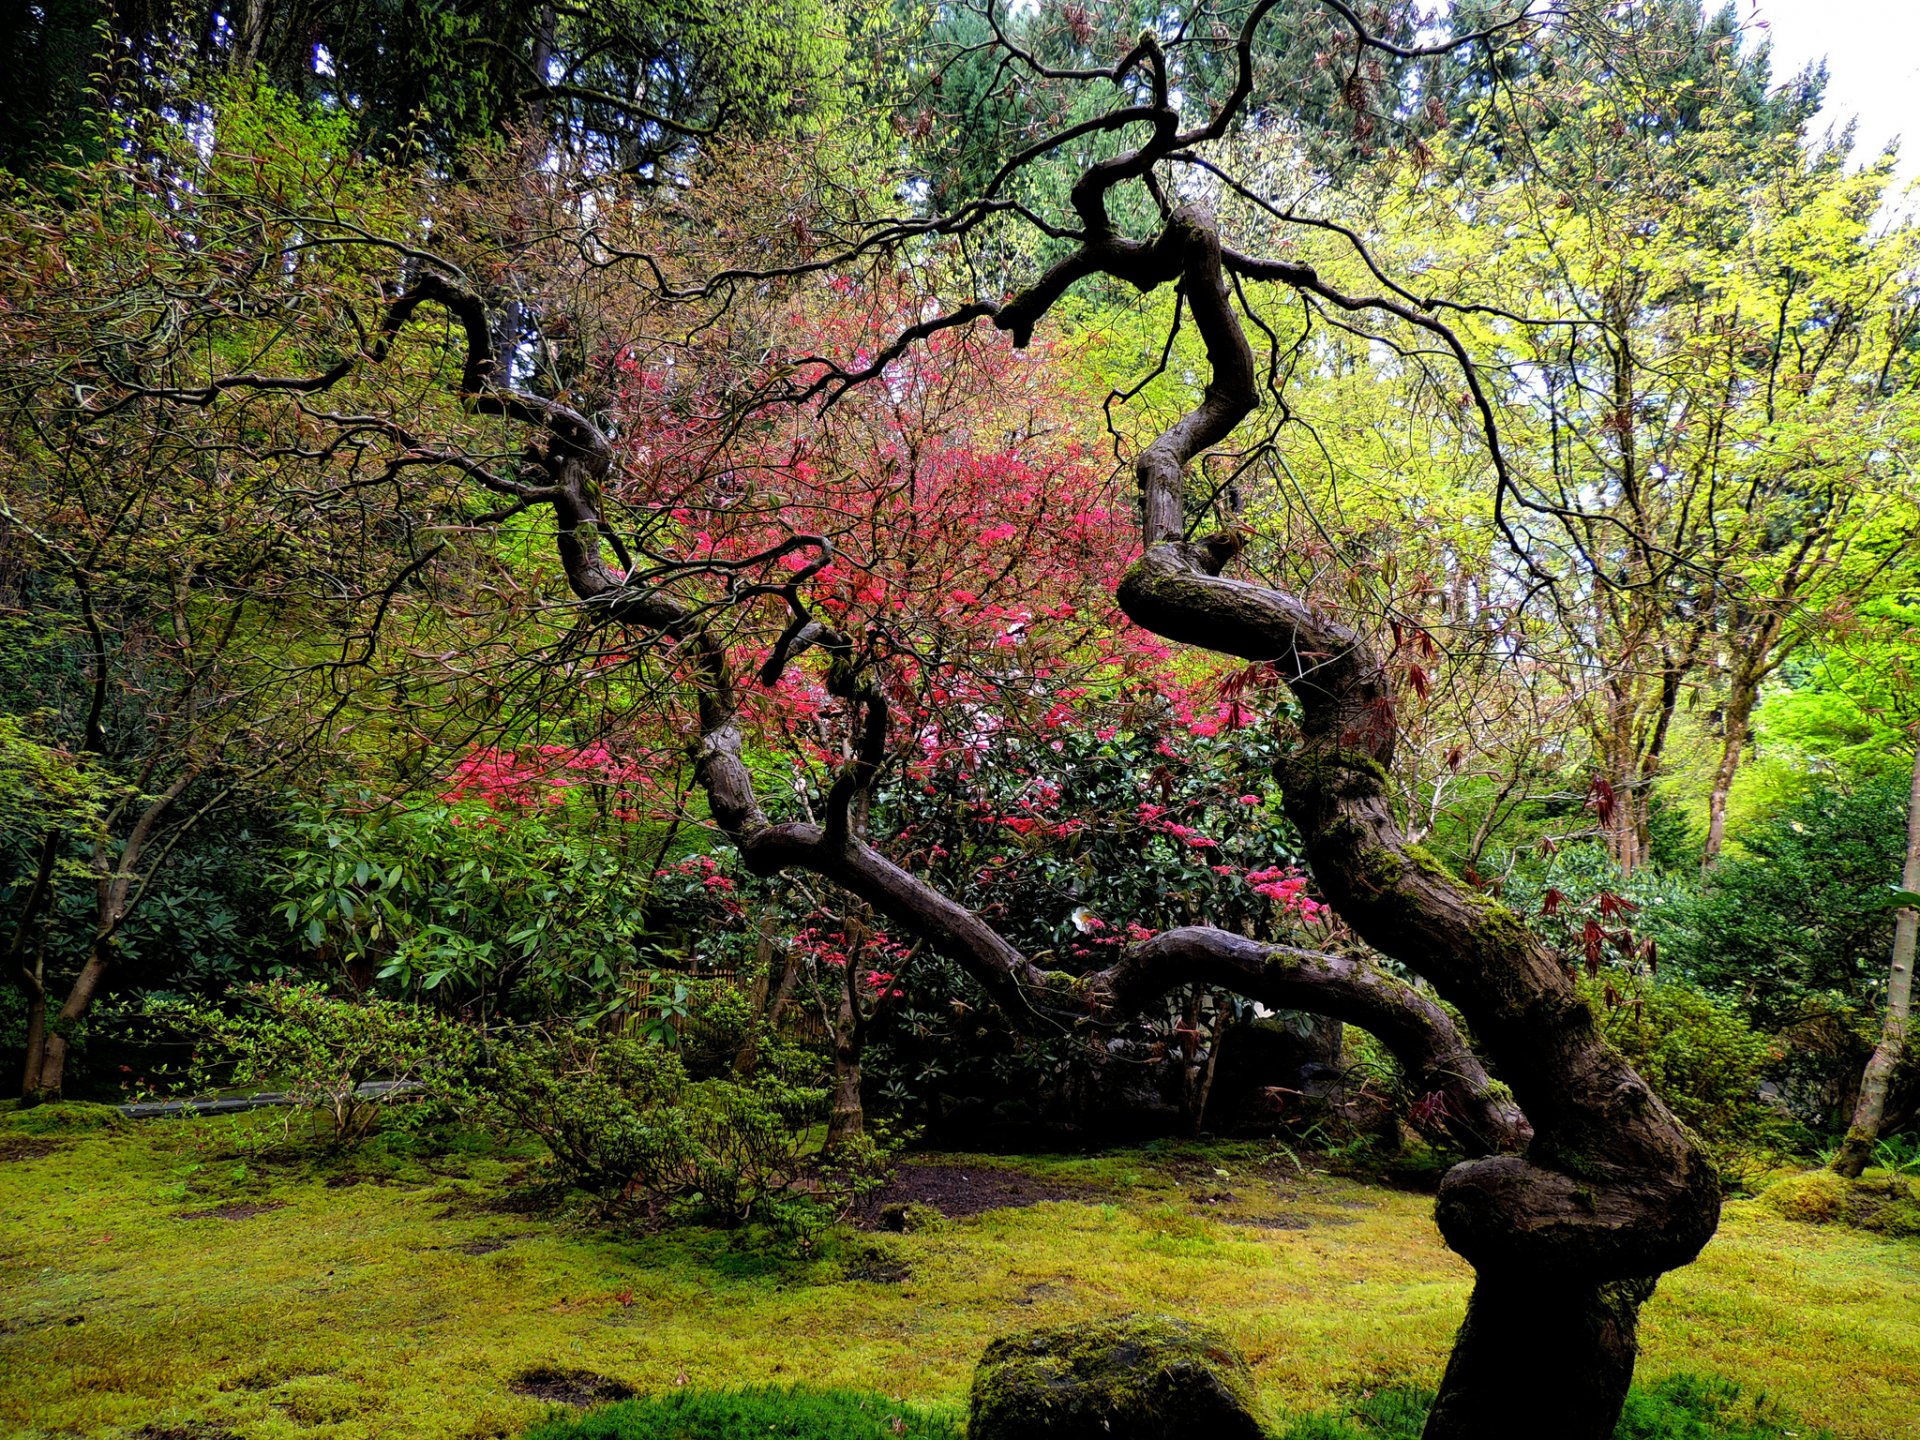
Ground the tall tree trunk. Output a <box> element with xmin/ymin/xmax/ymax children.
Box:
<box><xmin>1702</xmin><ymin>669</ymin><xmax>1761</xmax><ymax>866</ymax></box>
<box><xmin>18</xmin><ymin>983</ymin><xmax>48</xmax><ymax>1103</ymax></box>
<box><xmin>826</xmin><ymin>958</ymin><xmax>864</xmax><ymax>1148</ymax></box>
<box><xmin>11</xmin><ymin>831</ymin><xmax>59</xmax><ymax>1104</ymax></box>
<box><xmin>23</xmin><ymin>774</ymin><xmax>189</xmax><ymax>1103</ymax></box>
<box><xmin>1831</xmin><ymin>743</ymin><xmax>1920</xmax><ymax>1178</ymax></box>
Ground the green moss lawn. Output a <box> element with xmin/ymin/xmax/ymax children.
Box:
<box><xmin>2</xmin><ymin>1106</ymin><xmax>1915</xmax><ymax>1439</ymax></box>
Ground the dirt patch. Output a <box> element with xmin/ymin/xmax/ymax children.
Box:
<box><xmin>856</xmin><ymin>1163</ymin><xmax>1097</xmax><ymax>1225</ymax></box>
<box><xmin>508</xmin><ymin>1366</ymin><xmax>635</xmax><ymax>1407</ymax></box>
<box><xmin>324</xmin><ymin>1173</ymin><xmax>365</xmax><ymax>1189</ymax></box>
<box><xmin>459</xmin><ymin>1237</ymin><xmax>513</xmax><ymax>1256</ymax></box>
<box><xmin>1188</xmin><ymin>1190</ymin><xmax>1239</xmax><ymax>1206</ymax></box>
<box><xmin>842</xmin><ymin>1245</ymin><xmax>912</xmax><ymax>1283</ymax></box>
<box><xmin>0</xmin><ymin>1136</ymin><xmax>64</xmax><ymax>1161</ymax></box>
<box><xmin>1218</xmin><ymin>1213</ymin><xmax>1315</xmax><ymax>1231</ymax></box>
<box><xmin>1016</xmin><ymin>1280</ymin><xmax>1069</xmax><ymax>1305</ymax></box>
<box><xmin>178</xmin><ymin>1201</ymin><xmax>289</xmax><ymax>1222</ymax></box>
<box><xmin>132</xmin><ymin>1425</ymin><xmax>241</xmax><ymax>1440</ymax></box>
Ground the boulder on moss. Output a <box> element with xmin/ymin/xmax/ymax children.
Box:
<box><xmin>1761</xmin><ymin>1169</ymin><xmax>1920</xmax><ymax>1236</ymax></box>
<box><xmin>4</xmin><ymin>1101</ymin><xmax>126</xmax><ymax>1136</ymax></box>
<box><xmin>968</xmin><ymin>1314</ymin><xmax>1266</xmax><ymax>1440</ymax></box>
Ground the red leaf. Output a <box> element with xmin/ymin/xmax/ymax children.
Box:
<box><xmin>1586</xmin><ymin>777</ymin><xmax>1618</xmax><ymax>826</ymax></box>
<box><xmin>1582</xmin><ymin>919</ymin><xmax>1605</xmax><ymax>973</ymax></box>
<box><xmin>1596</xmin><ymin>891</ymin><xmax>1639</xmax><ymax>920</ymax></box>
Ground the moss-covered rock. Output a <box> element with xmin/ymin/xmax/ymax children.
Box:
<box><xmin>1762</xmin><ymin>1169</ymin><xmax>1920</xmax><ymax>1236</ymax></box>
<box><xmin>968</xmin><ymin>1313</ymin><xmax>1266</xmax><ymax>1440</ymax></box>
<box><xmin>3</xmin><ymin>1100</ymin><xmax>126</xmax><ymax>1135</ymax></box>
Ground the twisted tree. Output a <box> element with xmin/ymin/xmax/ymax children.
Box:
<box><xmin>16</xmin><ymin>5</ymin><xmax>1729</xmax><ymax>1434</ymax></box>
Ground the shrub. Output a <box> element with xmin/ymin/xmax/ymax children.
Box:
<box><xmin>478</xmin><ymin>1029</ymin><xmax>889</xmax><ymax>1238</ymax></box>
<box><xmin>522</xmin><ymin>1387</ymin><xmax>962</xmax><ymax>1440</ymax></box>
<box><xmin>148</xmin><ymin>982</ymin><xmax>480</xmax><ymax>1148</ymax></box>
<box><xmin>1579</xmin><ymin>975</ymin><xmax>1795</xmax><ymax>1176</ymax></box>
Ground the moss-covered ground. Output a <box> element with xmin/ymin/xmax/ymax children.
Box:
<box><xmin>2</xmin><ymin>1106</ymin><xmax>1915</xmax><ymax>1439</ymax></box>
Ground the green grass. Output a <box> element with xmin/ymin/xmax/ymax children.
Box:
<box><xmin>496</xmin><ymin>1374</ymin><xmax>1832</xmax><ymax>1440</ymax></box>
<box><xmin>523</xmin><ymin>1387</ymin><xmax>962</xmax><ymax>1440</ymax></box>
<box><xmin>1268</xmin><ymin>1374</ymin><xmax>1832</xmax><ymax>1439</ymax></box>
<box><xmin>1</xmin><ymin>1107</ymin><xmax>1912</xmax><ymax>1439</ymax></box>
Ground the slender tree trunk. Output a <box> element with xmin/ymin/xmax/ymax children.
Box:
<box><xmin>826</xmin><ymin>959</ymin><xmax>864</xmax><ymax>1148</ymax></box>
<box><xmin>26</xmin><ymin>937</ymin><xmax>112</xmax><ymax>1104</ymax></box>
<box><xmin>1831</xmin><ymin>743</ymin><xmax>1920</xmax><ymax>1178</ymax></box>
<box><xmin>18</xmin><ymin>984</ymin><xmax>48</xmax><ymax>1103</ymax></box>
<box><xmin>11</xmin><ymin>832</ymin><xmax>60</xmax><ymax>1104</ymax></box>
<box><xmin>25</xmin><ymin>774</ymin><xmax>193</xmax><ymax>1102</ymax></box>
<box><xmin>1703</xmin><ymin>670</ymin><xmax>1761</xmax><ymax>866</ymax></box>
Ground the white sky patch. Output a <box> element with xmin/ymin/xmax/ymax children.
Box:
<box><xmin>1739</xmin><ymin>0</ymin><xmax>1919</xmax><ymax>201</ymax></box>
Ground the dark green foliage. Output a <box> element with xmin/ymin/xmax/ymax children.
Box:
<box><xmin>0</xmin><ymin>0</ymin><xmax>107</xmax><ymax>175</ymax></box>
<box><xmin>1674</xmin><ymin>779</ymin><xmax>1905</xmax><ymax>1026</ymax></box>
<box><xmin>477</xmin><ymin>1026</ymin><xmax>888</xmax><ymax>1238</ymax></box>
<box><xmin>863</xmin><ymin>718</ymin><xmax>1314</xmax><ymax>1127</ymax></box>
<box><xmin>2</xmin><ymin>0</ymin><xmax>848</xmax><ymax>179</ymax></box>
<box><xmin>522</xmin><ymin>1387</ymin><xmax>961</xmax><ymax>1440</ymax></box>
<box><xmin>1668</xmin><ymin>777</ymin><xmax>1909</xmax><ymax>1129</ymax></box>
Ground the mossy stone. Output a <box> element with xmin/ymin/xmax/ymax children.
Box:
<box><xmin>968</xmin><ymin>1313</ymin><xmax>1266</xmax><ymax>1440</ymax></box>
<box><xmin>1761</xmin><ymin>1168</ymin><xmax>1920</xmax><ymax>1235</ymax></box>
<box><xmin>3</xmin><ymin>1101</ymin><xmax>126</xmax><ymax>1136</ymax></box>
<box><xmin>1760</xmin><ymin>1169</ymin><xmax>1849</xmax><ymax>1224</ymax></box>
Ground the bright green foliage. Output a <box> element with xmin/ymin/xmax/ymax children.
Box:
<box><xmin>275</xmin><ymin>793</ymin><xmax>670</xmax><ymax>1010</ymax></box>
<box><xmin>0</xmin><ymin>713</ymin><xmax>112</xmax><ymax>845</ymax></box>
<box><xmin>523</xmin><ymin>1387</ymin><xmax>962</xmax><ymax>1440</ymax></box>
<box><xmin>146</xmin><ymin>982</ymin><xmax>480</xmax><ymax>1148</ymax></box>
<box><xmin>1749</xmin><ymin>596</ymin><xmax>1920</xmax><ymax>799</ymax></box>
